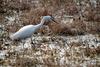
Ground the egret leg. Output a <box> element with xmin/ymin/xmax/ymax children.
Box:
<box><xmin>21</xmin><ymin>40</ymin><xmax>25</xmax><ymax>57</ymax></box>
<box><xmin>31</xmin><ymin>37</ymin><xmax>33</xmax><ymax>44</ymax></box>
<box><xmin>31</xmin><ymin>34</ymin><xmax>36</xmax><ymax>46</ymax></box>
<box><xmin>30</xmin><ymin>35</ymin><xmax>36</xmax><ymax>55</ymax></box>
<box><xmin>30</xmin><ymin>36</ymin><xmax>34</xmax><ymax>48</ymax></box>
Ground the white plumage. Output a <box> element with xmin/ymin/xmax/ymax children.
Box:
<box><xmin>10</xmin><ymin>16</ymin><xmax>57</xmax><ymax>40</ymax></box>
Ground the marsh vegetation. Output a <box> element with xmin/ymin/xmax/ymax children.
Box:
<box><xmin>0</xmin><ymin>0</ymin><xmax>100</xmax><ymax>67</ymax></box>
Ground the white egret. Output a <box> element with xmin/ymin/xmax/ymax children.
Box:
<box><xmin>10</xmin><ymin>16</ymin><xmax>57</xmax><ymax>41</ymax></box>
<box><xmin>10</xmin><ymin>16</ymin><xmax>57</xmax><ymax>57</ymax></box>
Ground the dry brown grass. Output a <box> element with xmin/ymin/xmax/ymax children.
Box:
<box><xmin>0</xmin><ymin>0</ymin><xmax>99</xmax><ymax>35</ymax></box>
<box><xmin>48</xmin><ymin>22</ymin><xmax>73</xmax><ymax>35</ymax></box>
<box><xmin>0</xmin><ymin>0</ymin><xmax>100</xmax><ymax>67</ymax></box>
<box><xmin>20</xmin><ymin>7</ymin><xmax>52</xmax><ymax>25</ymax></box>
<box><xmin>82</xmin><ymin>0</ymin><xmax>100</xmax><ymax>22</ymax></box>
<box><xmin>15</xmin><ymin>57</ymin><xmax>35</xmax><ymax>67</ymax></box>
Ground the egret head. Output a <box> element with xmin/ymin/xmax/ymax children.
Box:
<box><xmin>42</xmin><ymin>16</ymin><xmax>57</xmax><ymax>25</ymax></box>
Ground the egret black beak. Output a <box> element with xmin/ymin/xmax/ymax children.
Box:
<box><xmin>52</xmin><ymin>19</ymin><xmax>58</xmax><ymax>23</ymax></box>
<box><xmin>51</xmin><ymin>16</ymin><xmax>58</xmax><ymax>23</ymax></box>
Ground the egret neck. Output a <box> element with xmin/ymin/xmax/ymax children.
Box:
<box><xmin>34</xmin><ymin>18</ymin><xmax>45</xmax><ymax>30</ymax></box>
